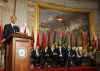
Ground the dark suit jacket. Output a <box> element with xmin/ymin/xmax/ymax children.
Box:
<box><xmin>2</xmin><ymin>23</ymin><xmax>19</xmax><ymax>39</ymax></box>
<box><xmin>56</xmin><ymin>48</ymin><xmax>66</xmax><ymax>57</ymax></box>
<box><xmin>32</xmin><ymin>49</ymin><xmax>40</xmax><ymax>57</ymax></box>
<box><xmin>70</xmin><ymin>49</ymin><xmax>77</xmax><ymax>57</ymax></box>
<box><xmin>2</xmin><ymin>23</ymin><xmax>20</xmax><ymax>48</ymax></box>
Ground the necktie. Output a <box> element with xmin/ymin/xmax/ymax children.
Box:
<box><xmin>12</xmin><ymin>25</ymin><xmax>15</xmax><ymax>33</ymax></box>
<box><xmin>13</xmin><ymin>26</ymin><xmax>15</xmax><ymax>33</ymax></box>
<box><xmin>78</xmin><ymin>51</ymin><xmax>81</xmax><ymax>56</ymax></box>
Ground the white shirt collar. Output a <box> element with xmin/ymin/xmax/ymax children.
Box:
<box><xmin>11</xmin><ymin>23</ymin><xmax>16</xmax><ymax>27</ymax></box>
<box><xmin>51</xmin><ymin>48</ymin><xmax>54</xmax><ymax>52</ymax></box>
<box><xmin>59</xmin><ymin>46</ymin><xmax>61</xmax><ymax>49</ymax></box>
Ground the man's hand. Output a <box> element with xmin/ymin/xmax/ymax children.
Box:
<box><xmin>0</xmin><ymin>39</ymin><xmax>5</xmax><ymax>47</ymax></box>
<box><xmin>2</xmin><ymin>39</ymin><xmax>6</xmax><ymax>43</ymax></box>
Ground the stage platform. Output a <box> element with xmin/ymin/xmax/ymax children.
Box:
<box><xmin>0</xmin><ymin>66</ymin><xmax>98</xmax><ymax>71</ymax></box>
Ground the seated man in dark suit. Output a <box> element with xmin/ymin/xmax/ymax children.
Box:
<box><xmin>38</xmin><ymin>46</ymin><xmax>47</xmax><ymax>68</ymax></box>
<box><xmin>65</xmin><ymin>41</ymin><xmax>73</xmax><ymax>65</ymax></box>
<box><xmin>43</xmin><ymin>45</ymin><xmax>51</xmax><ymax>67</ymax></box>
<box><xmin>75</xmin><ymin>47</ymin><xmax>83</xmax><ymax>66</ymax></box>
<box><xmin>69</xmin><ymin>47</ymin><xmax>77</xmax><ymax>66</ymax></box>
<box><xmin>31</xmin><ymin>46</ymin><xmax>41</xmax><ymax>67</ymax></box>
<box><xmin>56</xmin><ymin>40</ymin><xmax>66</xmax><ymax>67</ymax></box>
<box><xmin>49</xmin><ymin>42</ymin><xmax>57</xmax><ymax>67</ymax></box>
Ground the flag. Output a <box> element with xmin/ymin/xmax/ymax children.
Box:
<box><xmin>61</xmin><ymin>32</ymin><xmax>67</xmax><ymax>48</ymax></box>
<box><xmin>86</xmin><ymin>33</ymin><xmax>91</xmax><ymax>52</ymax></box>
<box><xmin>70</xmin><ymin>32</ymin><xmax>73</xmax><ymax>47</ymax></box>
<box><xmin>95</xmin><ymin>39</ymin><xmax>98</xmax><ymax>50</ymax></box>
<box><xmin>92</xmin><ymin>35</ymin><xmax>96</xmax><ymax>48</ymax></box>
<box><xmin>86</xmin><ymin>33</ymin><xmax>89</xmax><ymax>47</ymax></box>
<box><xmin>36</xmin><ymin>32</ymin><xmax>40</xmax><ymax>48</ymax></box>
<box><xmin>78</xmin><ymin>32</ymin><xmax>82</xmax><ymax>46</ymax></box>
<box><xmin>81</xmin><ymin>32</ymin><xmax>87</xmax><ymax>54</ymax></box>
<box><xmin>92</xmin><ymin>33</ymin><xmax>97</xmax><ymax>54</ymax></box>
<box><xmin>0</xmin><ymin>24</ymin><xmax>3</xmax><ymax>46</ymax></box>
<box><xmin>61</xmin><ymin>32</ymin><xmax>65</xmax><ymax>44</ymax></box>
<box><xmin>53</xmin><ymin>30</ymin><xmax>56</xmax><ymax>44</ymax></box>
<box><xmin>47</xmin><ymin>30</ymin><xmax>50</xmax><ymax>47</ymax></box>
<box><xmin>75</xmin><ymin>32</ymin><xmax>78</xmax><ymax>47</ymax></box>
<box><xmin>31</xmin><ymin>28</ymin><xmax>34</xmax><ymax>48</ymax></box>
<box><xmin>24</xmin><ymin>26</ymin><xmax>26</xmax><ymax>34</ymax></box>
<box><xmin>81</xmin><ymin>32</ymin><xmax>86</xmax><ymax>48</ymax></box>
<box><xmin>65</xmin><ymin>32</ymin><xmax>70</xmax><ymax>48</ymax></box>
<box><xmin>42</xmin><ymin>31</ymin><xmax>46</xmax><ymax>48</ymax></box>
<box><xmin>64</xmin><ymin>32</ymin><xmax>68</xmax><ymax>44</ymax></box>
<box><xmin>61</xmin><ymin>32</ymin><xmax>64</xmax><ymax>39</ymax></box>
<box><xmin>98</xmin><ymin>38</ymin><xmax>100</xmax><ymax>51</ymax></box>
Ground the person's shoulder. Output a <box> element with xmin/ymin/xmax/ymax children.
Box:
<box><xmin>15</xmin><ymin>25</ymin><xmax>19</xmax><ymax>29</ymax></box>
<box><xmin>6</xmin><ymin>23</ymin><xmax>11</xmax><ymax>25</ymax></box>
<box><xmin>4</xmin><ymin>23</ymin><xmax>11</xmax><ymax>27</ymax></box>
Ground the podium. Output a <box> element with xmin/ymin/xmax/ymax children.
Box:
<box><xmin>5</xmin><ymin>33</ymin><xmax>32</xmax><ymax>71</ymax></box>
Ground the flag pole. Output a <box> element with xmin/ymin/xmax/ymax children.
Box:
<box><xmin>13</xmin><ymin>0</ymin><xmax>17</xmax><ymax>16</ymax></box>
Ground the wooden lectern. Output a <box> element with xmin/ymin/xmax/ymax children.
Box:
<box><xmin>5</xmin><ymin>33</ymin><xmax>32</xmax><ymax>71</ymax></box>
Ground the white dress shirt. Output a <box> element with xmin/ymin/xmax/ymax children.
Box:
<box><xmin>59</xmin><ymin>47</ymin><xmax>62</xmax><ymax>56</ymax></box>
<box><xmin>36</xmin><ymin>49</ymin><xmax>39</xmax><ymax>56</ymax></box>
<box><xmin>11</xmin><ymin>23</ymin><xmax>16</xmax><ymax>32</ymax></box>
<box><xmin>11</xmin><ymin>23</ymin><xmax>16</xmax><ymax>28</ymax></box>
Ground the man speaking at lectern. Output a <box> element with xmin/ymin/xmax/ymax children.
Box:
<box><xmin>2</xmin><ymin>16</ymin><xmax>20</xmax><ymax>43</ymax></box>
<box><xmin>1</xmin><ymin>16</ymin><xmax>20</xmax><ymax>68</ymax></box>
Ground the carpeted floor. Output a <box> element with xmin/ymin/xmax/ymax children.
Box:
<box><xmin>0</xmin><ymin>66</ymin><xmax>98</xmax><ymax>71</ymax></box>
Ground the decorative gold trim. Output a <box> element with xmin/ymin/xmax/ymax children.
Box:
<box><xmin>33</xmin><ymin>0</ymin><xmax>91</xmax><ymax>13</ymax></box>
<box><xmin>89</xmin><ymin>12</ymin><xmax>95</xmax><ymax>40</ymax></box>
<box><xmin>34</xmin><ymin>0</ymin><xmax>95</xmax><ymax>41</ymax></box>
<box><xmin>39</xmin><ymin>2</ymin><xmax>90</xmax><ymax>13</ymax></box>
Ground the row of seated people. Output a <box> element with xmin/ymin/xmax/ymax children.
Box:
<box><xmin>31</xmin><ymin>42</ymin><xmax>96</xmax><ymax>68</ymax></box>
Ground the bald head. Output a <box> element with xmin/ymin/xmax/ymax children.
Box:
<box><xmin>11</xmin><ymin>16</ymin><xmax>17</xmax><ymax>24</ymax></box>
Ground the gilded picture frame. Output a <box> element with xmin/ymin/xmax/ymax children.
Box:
<box><xmin>34</xmin><ymin>0</ymin><xmax>95</xmax><ymax>41</ymax></box>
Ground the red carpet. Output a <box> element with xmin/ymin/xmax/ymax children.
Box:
<box><xmin>30</xmin><ymin>66</ymin><xmax>98</xmax><ymax>71</ymax></box>
<box><xmin>0</xmin><ymin>66</ymin><xmax>98</xmax><ymax>71</ymax></box>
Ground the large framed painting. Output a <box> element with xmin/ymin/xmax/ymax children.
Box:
<box><xmin>34</xmin><ymin>1</ymin><xmax>95</xmax><ymax>45</ymax></box>
<box><xmin>39</xmin><ymin>8</ymin><xmax>90</xmax><ymax>42</ymax></box>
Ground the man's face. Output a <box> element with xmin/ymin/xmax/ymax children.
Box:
<box><xmin>11</xmin><ymin>16</ymin><xmax>16</xmax><ymax>24</ymax></box>
<box><xmin>52</xmin><ymin>44</ymin><xmax>54</xmax><ymax>48</ymax></box>
<box><xmin>56</xmin><ymin>45</ymin><xmax>58</xmax><ymax>48</ymax></box>
<box><xmin>59</xmin><ymin>40</ymin><xmax>62</xmax><ymax>45</ymax></box>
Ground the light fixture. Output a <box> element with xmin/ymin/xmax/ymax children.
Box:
<box><xmin>56</xmin><ymin>16</ymin><xmax>63</xmax><ymax>21</ymax></box>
